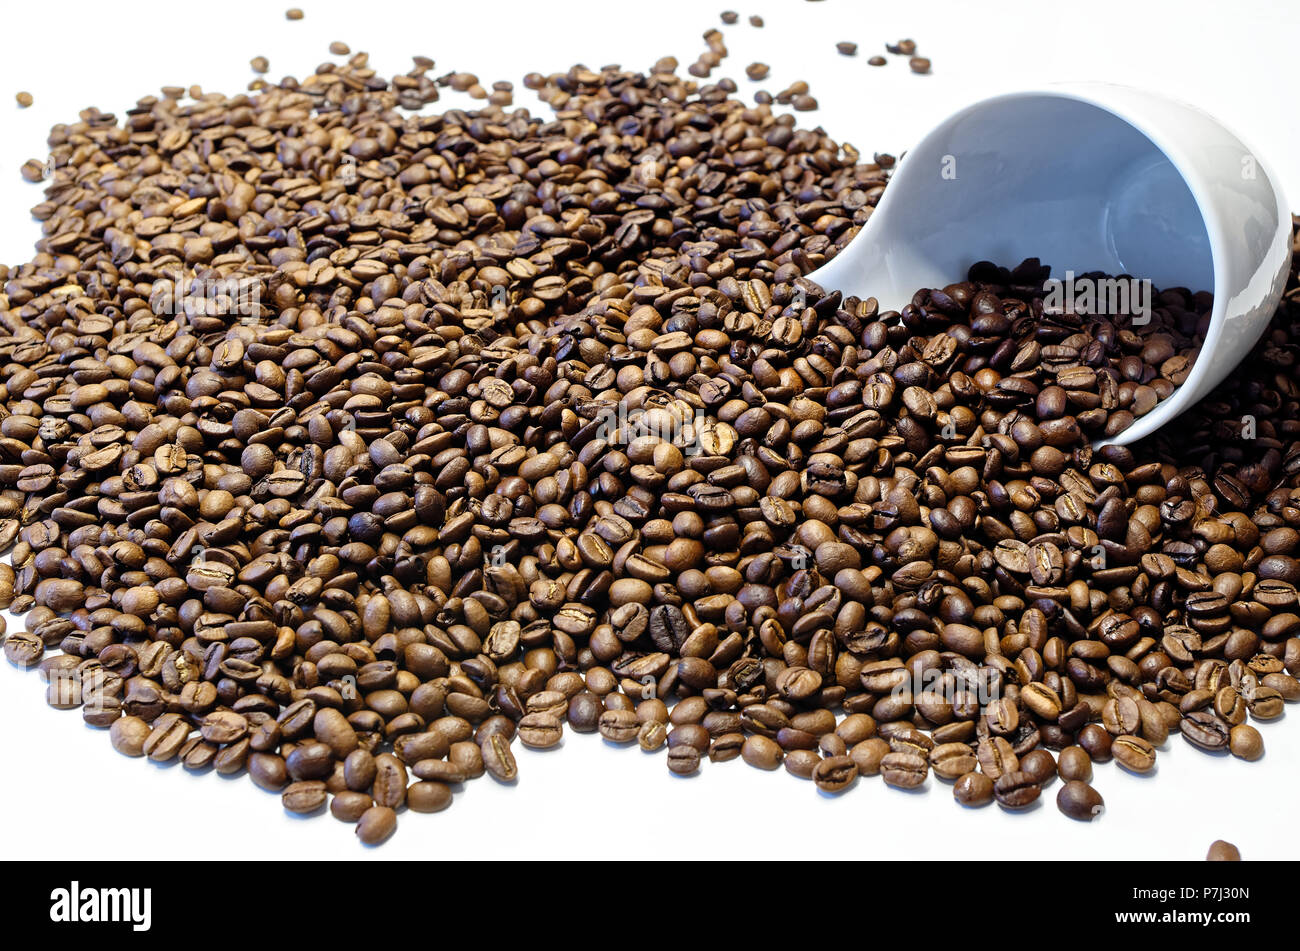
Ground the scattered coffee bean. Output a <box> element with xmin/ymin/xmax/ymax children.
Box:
<box><xmin>282</xmin><ymin>781</ymin><xmax>328</xmax><ymax>814</ymax></box>
<box><xmin>407</xmin><ymin>781</ymin><xmax>453</xmax><ymax>813</ymax></box>
<box><xmin>667</xmin><ymin>745</ymin><xmax>701</xmax><ymax>775</ymax></box>
<box><xmin>355</xmin><ymin>806</ymin><xmax>397</xmax><ymax>845</ymax></box>
<box><xmin>813</xmin><ymin>755</ymin><xmax>857</xmax><ymax>792</ymax></box>
<box><xmin>1229</xmin><ymin>724</ymin><xmax>1264</xmax><ymax>761</ymax></box>
<box><xmin>880</xmin><ymin>752</ymin><xmax>928</xmax><ymax>789</ymax></box>
<box><xmin>954</xmin><ymin>772</ymin><xmax>994</xmax><ymax>807</ymax></box>
<box><xmin>1056</xmin><ymin>781</ymin><xmax>1104</xmax><ymax>820</ymax></box>
<box><xmin>1207</xmin><ymin>840</ymin><xmax>1241</xmax><ymax>861</ymax></box>
<box><xmin>1113</xmin><ymin>736</ymin><xmax>1158</xmax><ymax>774</ymax></box>
<box><xmin>994</xmin><ymin>771</ymin><xmax>1041</xmax><ymax>809</ymax></box>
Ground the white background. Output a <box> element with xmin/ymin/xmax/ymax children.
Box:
<box><xmin>1</xmin><ymin>0</ymin><xmax>1297</xmax><ymax>861</ymax></box>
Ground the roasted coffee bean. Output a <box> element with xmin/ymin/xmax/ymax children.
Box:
<box><xmin>880</xmin><ymin>751</ymin><xmax>928</xmax><ymax>788</ymax></box>
<box><xmin>993</xmin><ymin>770</ymin><xmax>1041</xmax><ymax>809</ymax></box>
<box><xmin>282</xmin><ymin>781</ymin><xmax>328</xmax><ymax>814</ymax></box>
<box><xmin>1057</xmin><ymin>746</ymin><xmax>1092</xmax><ymax>782</ymax></box>
<box><xmin>517</xmin><ymin>713</ymin><xmax>564</xmax><ymax>749</ymax></box>
<box><xmin>481</xmin><ymin>735</ymin><xmax>518</xmax><ymax>782</ymax></box>
<box><xmin>742</xmin><ymin>734</ymin><xmax>784</xmax><ymax>770</ymax></box>
<box><xmin>356</xmin><ymin>806</ymin><xmax>397</xmax><ymax>845</ymax></box>
<box><xmin>1180</xmin><ymin>711</ymin><xmax>1231</xmax><ymax>751</ymax></box>
<box><xmin>109</xmin><ymin>716</ymin><xmax>150</xmax><ymax>757</ymax></box>
<box><xmin>371</xmin><ymin>754</ymin><xmax>408</xmax><ymax>808</ymax></box>
<box><xmin>1056</xmin><ymin>781</ymin><xmax>1104</xmax><ymax>821</ymax></box>
<box><xmin>1019</xmin><ymin>749</ymin><xmax>1057</xmax><ymax>785</ymax></box>
<box><xmin>330</xmin><ymin>791</ymin><xmax>374</xmax><ymax>822</ymax></box>
<box><xmin>667</xmin><ymin>745</ymin><xmax>701</xmax><ymax>775</ymax></box>
<box><xmin>774</xmin><ymin>749</ymin><xmax>814</xmax><ymax>779</ymax></box>
<box><xmin>954</xmin><ymin>771</ymin><xmax>994</xmax><ymax>807</ymax></box>
<box><xmin>1206</xmin><ymin>840</ymin><xmax>1241</xmax><ymax>861</ymax></box>
<box><xmin>976</xmin><ymin>737</ymin><xmax>1018</xmax><ymax>780</ymax></box>
<box><xmin>1228</xmin><ymin>723</ymin><xmax>1264</xmax><ymax>760</ymax></box>
<box><xmin>407</xmin><ymin>781</ymin><xmax>453</xmax><ymax>813</ymax></box>
<box><xmin>598</xmin><ymin>709</ymin><xmax>640</xmax><ymax>743</ymax></box>
<box><xmin>4</xmin><ymin>633</ymin><xmax>43</xmax><ymax>669</ymax></box>
<box><xmin>813</xmin><ymin>755</ymin><xmax>858</xmax><ymax>792</ymax></box>
<box><xmin>850</xmin><ymin>738</ymin><xmax>890</xmax><ymax>776</ymax></box>
<box><xmin>1113</xmin><ymin>735</ymin><xmax>1157</xmax><ymax>773</ymax></box>
<box><xmin>930</xmin><ymin>742</ymin><xmax>978</xmax><ymax>780</ymax></box>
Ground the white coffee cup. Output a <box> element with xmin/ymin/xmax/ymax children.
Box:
<box><xmin>810</xmin><ymin>83</ymin><xmax>1292</xmax><ymax>445</ymax></box>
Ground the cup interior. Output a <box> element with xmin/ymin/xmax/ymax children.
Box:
<box><xmin>873</xmin><ymin>94</ymin><xmax>1214</xmax><ymax>300</ymax></box>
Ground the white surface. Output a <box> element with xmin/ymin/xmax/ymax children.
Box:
<box><xmin>1</xmin><ymin>0</ymin><xmax>1297</xmax><ymax>861</ymax></box>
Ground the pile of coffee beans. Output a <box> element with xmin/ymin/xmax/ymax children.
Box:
<box><xmin>1</xmin><ymin>40</ymin><xmax>1298</xmax><ymax>846</ymax></box>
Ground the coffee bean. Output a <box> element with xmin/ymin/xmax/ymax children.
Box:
<box><xmin>330</xmin><ymin>791</ymin><xmax>374</xmax><ymax>822</ymax></box>
<box><xmin>598</xmin><ymin>709</ymin><xmax>640</xmax><ymax>743</ymax></box>
<box><xmin>481</xmin><ymin>735</ymin><xmax>518</xmax><ymax>782</ymax></box>
<box><xmin>993</xmin><ymin>771</ymin><xmax>1041</xmax><ymax>809</ymax></box>
<box><xmin>742</xmin><ymin>734</ymin><xmax>783</xmax><ymax>770</ymax></box>
<box><xmin>850</xmin><ymin>738</ymin><xmax>890</xmax><ymax>776</ymax></box>
<box><xmin>4</xmin><ymin>633</ymin><xmax>43</xmax><ymax>669</ymax></box>
<box><xmin>667</xmin><ymin>745</ymin><xmax>701</xmax><ymax>775</ymax></box>
<box><xmin>930</xmin><ymin>742</ymin><xmax>978</xmax><ymax>780</ymax></box>
<box><xmin>880</xmin><ymin>751</ymin><xmax>928</xmax><ymax>788</ymax></box>
<box><xmin>954</xmin><ymin>772</ymin><xmax>994</xmax><ymax>807</ymax></box>
<box><xmin>709</xmin><ymin>732</ymin><xmax>743</xmax><ymax>762</ymax></box>
<box><xmin>1056</xmin><ymin>781</ymin><xmax>1104</xmax><ymax>821</ymax></box>
<box><xmin>282</xmin><ymin>781</ymin><xmax>328</xmax><ymax>814</ymax></box>
<box><xmin>517</xmin><ymin>712</ymin><xmax>564</xmax><ymax>749</ymax></box>
<box><xmin>1180</xmin><ymin>711</ymin><xmax>1231</xmax><ymax>751</ymax></box>
<box><xmin>976</xmin><ymin>737</ymin><xmax>1018</xmax><ymax>780</ymax></box>
<box><xmin>1057</xmin><ymin>746</ymin><xmax>1092</xmax><ymax>782</ymax></box>
<box><xmin>1113</xmin><ymin>735</ymin><xmax>1157</xmax><ymax>773</ymax></box>
<box><xmin>813</xmin><ymin>755</ymin><xmax>858</xmax><ymax>792</ymax></box>
<box><xmin>1229</xmin><ymin>724</ymin><xmax>1264</xmax><ymax>760</ymax></box>
<box><xmin>407</xmin><ymin>781</ymin><xmax>453</xmax><ymax>813</ymax></box>
<box><xmin>356</xmin><ymin>806</ymin><xmax>397</xmax><ymax>845</ymax></box>
<box><xmin>638</xmin><ymin>720</ymin><xmax>668</xmax><ymax>752</ymax></box>
<box><xmin>1019</xmin><ymin>749</ymin><xmax>1057</xmax><ymax>785</ymax></box>
<box><xmin>1206</xmin><ymin>840</ymin><xmax>1241</xmax><ymax>861</ymax></box>
<box><xmin>371</xmin><ymin>753</ymin><xmax>408</xmax><ymax>808</ymax></box>
<box><xmin>109</xmin><ymin>716</ymin><xmax>150</xmax><ymax>757</ymax></box>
